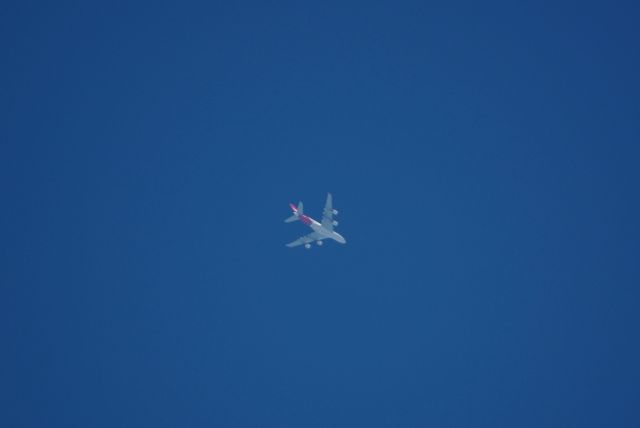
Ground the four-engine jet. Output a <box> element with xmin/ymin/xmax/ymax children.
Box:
<box><xmin>285</xmin><ymin>193</ymin><xmax>346</xmax><ymax>249</ymax></box>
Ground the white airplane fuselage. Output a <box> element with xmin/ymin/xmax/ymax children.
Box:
<box><xmin>305</xmin><ymin>217</ymin><xmax>346</xmax><ymax>244</ymax></box>
<box><xmin>285</xmin><ymin>196</ymin><xmax>346</xmax><ymax>249</ymax></box>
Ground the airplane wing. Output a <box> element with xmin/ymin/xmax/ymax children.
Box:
<box><xmin>321</xmin><ymin>193</ymin><xmax>334</xmax><ymax>231</ymax></box>
<box><xmin>286</xmin><ymin>232</ymin><xmax>323</xmax><ymax>247</ymax></box>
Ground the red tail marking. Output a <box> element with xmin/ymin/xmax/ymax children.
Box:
<box><xmin>299</xmin><ymin>214</ymin><xmax>312</xmax><ymax>225</ymax></box>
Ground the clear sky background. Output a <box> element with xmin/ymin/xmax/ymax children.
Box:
<box><xmin>3</xmin><ymin>1</ymin><xmax>640</xmax><ymax>427</ymax></box>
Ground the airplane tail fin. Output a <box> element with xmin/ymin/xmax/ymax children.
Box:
<box><xmin>284</xmin><ymin>202</ymin><xmax>303</xmax><ymax>223</ymax></box>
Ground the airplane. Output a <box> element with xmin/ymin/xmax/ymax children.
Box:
<box><xmin>284</xmin><ymin>193</ymin><xmax>346</xmax><ymax>249</ymax></box>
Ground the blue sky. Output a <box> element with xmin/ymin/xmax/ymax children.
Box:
<box><xmin>3</xmin><ymin>1</ymin><xmax>640</xmax><ymax>427</ymax></box>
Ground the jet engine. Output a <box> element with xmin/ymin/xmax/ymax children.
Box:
<box><xmin>317</xmin><ymin>240</ymin><xmax>323</xmax><ymax>246</ymax></box>
<box><xmin>304</xmin><ymin>243</ymin><xmax>311</xmax><ymax>249</ymax></box>
<box><xmin>332</xmin><ymin>209</ymin><xmax>338</xmax><ymax>215</ymax></box>
<box><xmin>332</xmin><ymin>220</ymin><xmax>338</xmax><ymax>226</ymax></box>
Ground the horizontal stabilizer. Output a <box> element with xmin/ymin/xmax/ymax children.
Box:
<box><xmin>284</xmin><ymin>201</ymin><xmax>304</xmax><ymax>223</ymax></box>
<box><xmin>284</xmin><ymin>214</ymin><xmax>298</xmax><ymax>223</ymax></box>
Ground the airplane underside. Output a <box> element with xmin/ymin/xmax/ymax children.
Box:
<box><xmin>285</xmin><ymin>193</ymin><xmax>346</xmax><ymax>249</ymax></box>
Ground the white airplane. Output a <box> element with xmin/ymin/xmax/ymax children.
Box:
<box><xmin>285</xmin><ymin>193</ymin><xmax>346</xmax><ymax>249</ymax></box>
